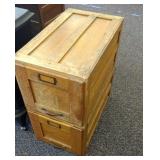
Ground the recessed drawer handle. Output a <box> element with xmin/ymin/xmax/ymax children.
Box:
<box><xmin>46</xmin><ymin>112</ymin><xmax>64</xmax><ymax>117</ymax></box>
<box><xmin>39</xmin><ymin>74</ymin><xmax>57</xmax><ymax>85</ymax></box>
<box><xmin>47</xmin><ymin>120</ymin><xmax>61</xmax><ymax>129</ymax></box>
<box><xmin>41</xmin><ymin>108</ymin><xmax>64</xmax><ymax>117</ymax></box>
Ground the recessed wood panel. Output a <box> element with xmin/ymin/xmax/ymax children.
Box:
<box><xmin>60</xmin><ymin>18</ymin><xmax>112</xmax><ymax>69</ymax></box>
<box><xmin>30</xmin><ymin>81</ymin><xmax>70</xmax><ymax>114</ymax></box>
<box><xmin>30</xmin><ymin>14</ymin><xmax>87</xmax><ymax>61</ymax></box>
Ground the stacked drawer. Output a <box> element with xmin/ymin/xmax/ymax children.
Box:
<box><xmin>15</xmin><ymin>9</ymin><xmax>124</xmax><ymax>155</ymax></box>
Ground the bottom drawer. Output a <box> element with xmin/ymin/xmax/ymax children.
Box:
<box><xmin>28</xmin><ymin>111</ymin><xmax>85</xmax><ymax>155</ymax></box>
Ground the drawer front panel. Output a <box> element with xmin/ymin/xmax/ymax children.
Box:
<box><xmin>26</xmin><ymin>68</ymin><xmax>70</xmax><ymax>121</ymax></box>
<box><xmin>30</xmin><ymin>81</ymin><xmax>70</xmax><ymax>114</ymax></box>
<box><xmin>29</xmin><ymin>111</ymin><xmax>72</xmax><ymax>149</ymax></box>
<box><xmin>25</xmin><ymin>68</ymin><xmax>84</xmax><ymax>126</ymax></box>
<box><xmin>28</xmin><ymin>111</ymin><xmax>85</xmax><ymax>154</ymax></box>
<box><xmin>39</xmin><ymin>115</ymin><xmax>71</xmax><ymax>147</ymax></box>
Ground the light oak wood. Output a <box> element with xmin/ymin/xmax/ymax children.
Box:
<box><xmin>15</xmin><ymin>8</ymin><xmax>124</xmax><ymax>155</ymax></box>
<box><xmin>28</xmin><ymin>111</ymin><xmax>85</xmax><ymax>155</ymax></box>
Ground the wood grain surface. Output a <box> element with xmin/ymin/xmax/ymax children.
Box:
<box><xmin>16</xmin><ymin>8</ymin><xmax>124</xmax><ymax>155</ymax></box>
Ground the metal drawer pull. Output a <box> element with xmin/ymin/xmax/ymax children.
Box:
<box><xmin>41</xmin><ymin>108</ymin><xmax>64</xmax><ymax>117</ymax></box>
<box><xmin>39</xmin><ymin>74</ymin><xmax>57</xmax><ymax>85</ymax></box>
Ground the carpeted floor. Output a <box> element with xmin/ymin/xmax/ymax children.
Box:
<box><xmin>15</xmin><ymin>4</ymin><xmax>143</xmax><ymax>156</ymax></box>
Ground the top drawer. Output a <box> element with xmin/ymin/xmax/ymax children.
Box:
<box><xmin>16</xmin><ymin>65</ymin><xmax>84</xmax><ymax>127</ymax></box>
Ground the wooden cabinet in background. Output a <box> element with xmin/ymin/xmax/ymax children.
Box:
<box><xmin>15</xmin><ymin>8</ymin><xmax>124</xmax><ymax>155</ymax></box>
<box><xmin>15</xmin><ymin>4</ymin><xmax>64</xmax><ymax>34</ymax></box>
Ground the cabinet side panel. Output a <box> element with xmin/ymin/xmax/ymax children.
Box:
<box><xmin>15</xmin><ymin>65</ymin><xmax>35</xmax><ymax>107</ymax></box>
<box><xmin>69</xmin><ymin>81</ymin><xmax>85</xmax><ymax>126</ymax></box>
<box><xmin>86</xmin><ymin>24</ymin><xmax>123</xmax><ymax>145</ymax></box>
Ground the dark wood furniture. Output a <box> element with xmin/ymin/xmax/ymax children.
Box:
<box><xmin>15</xmin><ymin>4</ymin><xmax>65</xmax><ymax>34</ymax></box>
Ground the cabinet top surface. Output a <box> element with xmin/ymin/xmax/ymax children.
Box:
<box><xmin>16</xmin><ymin>8</ymin><xmax>123</xmax><ymax>82</ymax></box>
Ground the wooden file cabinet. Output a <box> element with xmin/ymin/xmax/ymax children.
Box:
<box><xmin>15</xmin><ymin>8</ymin><xmax>124</xmax><ymax>155</ymax></box>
